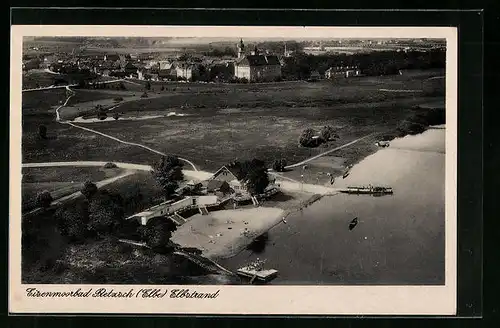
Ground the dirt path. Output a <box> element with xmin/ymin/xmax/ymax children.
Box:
<box><xmin>22</xmin><ymin>161</ymin><xmax>212</xmax><ymax>181</ymax></box>
<box><xmin>52</xmin><ymin>85</ymin><xmax>199</xmax><ymax>171</ymax></box>
<box><xmin>378</xmin><ymin>89</ymin><xmax>423</xmax><ymax>92</ymax></box>
<box><xmin>23</xmin><ymin>170</ymin><xmax>134</xmax><ymax>217</ymax></box>
<box><xmin>285</xmin><ymin>133</ymin><xmax>376</xmax><ymax>169</ymax></box>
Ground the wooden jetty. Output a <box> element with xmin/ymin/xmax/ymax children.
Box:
<box><xmin>341</xmin><ymin>185</ymin><xmax>393</xmax><ymax>195</ymax></box>
<box><xmin>237</xmin><ymin>259</ymin><xmax>278</xmax><ymax>283</ymax></box>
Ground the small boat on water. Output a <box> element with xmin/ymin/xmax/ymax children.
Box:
<box><xmin>349</xmin><ymin>217</ymin><xmax>359</xmax><ymax>230</ymax></box>
<box><xmin>342</xmin><ymin>164</ymin><xmax>353</xmax><ymax>179</ymax></box>
<box><xmin>342</xmin><ymin>185</ymin><xmax>394</xmax><ymax>195</ymax></box>
<box><xmin>375</xmin><ymin>141</ymin><xmax>390</xmax><ymax>148</ymax></box>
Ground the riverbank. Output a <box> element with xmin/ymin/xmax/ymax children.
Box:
<box><xmin>171</xmin><ymin>207</ymin><xmax>285</xmax><ymax>259</ymax></box>
<box><xmin>220</xmin><ymin>126</ymin><xmax>446</xmax><ymax>284</ymax></box>
<box><xmin>171</xmin><ymin>187</ymin><xmax>333</xmax><ymax>260</ymax></box>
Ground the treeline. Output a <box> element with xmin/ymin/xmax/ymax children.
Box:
<box><xmin>202</xmin><ymin>47</ymin><xmax>237</xmax><ymax>58</ymax></box>
<box><xmin>282</xmin><ymin>49</ymin><xmax>445</xmax><ymax>79</ymax></box>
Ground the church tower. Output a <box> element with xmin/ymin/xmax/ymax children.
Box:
<box><xmin>237</xmin><ymin>39</ymin><xmax>245</xmax><ymax>59</ymax></box>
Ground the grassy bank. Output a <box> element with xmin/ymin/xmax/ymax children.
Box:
<box><xmin>22</xmin><ymin>72</ymin><xmax>445</xmax><ymax>173</ymax></box>
<box><xmin>21</xmin><ymin>166</ymin><xmax>126</xmax><ymax>212</ymax></box>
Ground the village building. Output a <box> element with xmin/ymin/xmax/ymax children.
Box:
<box><xmin>175</xmin><ymin>63</ymin><xmax>199</xmax><ymax>81</ymax></box>
<box><xmin>234</xmin><ymin>39</ymin><xmax>282</xmax><ymax>82</ymax></box>
<box><xmin>309</xmin><ymin>70</ymin><xmax>321</xmax><ymax>81</ymax></box>
<box><xmin>325</xmin><ymin>65</ymin><xmax>362</xmax><ymax>79</ymax></box>
<box><xmin>103</xmin><ymin>54</ymin><xmax>120</xmax><ymax>62</ymax></box>
<box><xmin>137</xmin><ymin>67</ymin><xmax>159</xmax><ymax>81</ymax></box>
<box><xmin>207</xmin><ymin>165</ymin><xmax>249</xmax><ymax>197</ymax></box>
<box><xmin>208</xmin><ymin>61</ymin><xmax>235</xmax><ymax>82</ymax></box>
<box><xmin>123</xmin><ymin>62</ymin><xmax>139</xmax><ymax>77</ymax></box>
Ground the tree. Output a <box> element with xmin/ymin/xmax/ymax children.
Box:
<box><xmin>96</xmin><ymin>104</ymin><xmax>107</xmax><ymax>120</ymax></box>
<box><xmin>151</xmin><ymin>155</ymin><xmax>185</xmax><ymax>199</ymax></box>
<box><xmin>319</xmin><ymin>125</ymin><xmax>338</xmax><ymax>142</ymax></box>
<box><xmin>87</xmin><ymin>190</ymin><xmax>125</xmax><ymax>236</ymax></box>
<box><xmin>299</xmin><ymin>128</ymin><xmax>316</xmax><ymax>147</ymax></box>
<box><xmin>55</xmin><ymin>203</ymin><xmax>89</xmax><ymax>242</ymax></box>
<box><xmin>272</xmin><ymin>159</ymin><xmax>287</xmax><ymax>172</ymax></box>
<box><xmin>244</xmin><ymin>159</ymin><xmax>270</xmax><ymax>195</ymax></box>
<box><xmin>143</xmin><ymin>218</ymin><xmax>177</xmax><ymax>252</ymax></box>
<box><xmin>36</xmin><ymin>190</ymin><xmax>53</xmax><ymax>208</ymax></box>
<box><xmin>78</xmin><ymin>79</ymin><xmax>87</xmax><ymax>88</ymax></box>
<box><xmin>81</xmin><ymin>180</ymin><xmax>98</xmax><ymax>199</ymax></box>
<box><xmin>230</xmin><ymin>159</ymin><xmax>270</xmax><ymax>196</ymax></box>
<box><xmin>38</xmin><ymin>125</ymin><xmax>47</xmax><ymax>139</ymax></box>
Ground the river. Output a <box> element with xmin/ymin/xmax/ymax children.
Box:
<box><xmin>220</xmin><ymin>127</ymin><xmax>446</xmax><ymax>285</ymax></box>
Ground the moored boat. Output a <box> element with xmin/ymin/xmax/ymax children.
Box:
<box><xmin>341</xmin><ymin>185</ymin><xmax>393</xmax><ymax>195</ymax></box>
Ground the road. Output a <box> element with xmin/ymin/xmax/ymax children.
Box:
<box><xmin>284</xmin><ymin>133</ymin><xmax>376</xmax><ymax>169</ymax></box>
<box><xmin>22</xmin><ymin>161</ymin><xmax>212</xmax><ymax>181</ymax></box>
<box><xmin>63</xmin><ymin>121</ymin><xmax>199</xmax><ymax>171</ymax></box>
<box><xmin>22</xmin><ymin>78</ymin><xmax>127</xmax><ymax>92</ymax></box>
<box><xmin>49</xmin><ymin>84</ymin><xmax>199</xmax><ymax>171</ymax></box>
<box><xmin>22</xmin><ymin>161</ymin><xmax>344</xmax><ymax>195</ymax></box>
<box><xmin>32</xmin><ymin>83</ymin><xmax>376</xmax><ymax>177</ymax></box>
<box><xmin>23</xmin><ymin>170</ymin><xmax>134</xmax><ymax>217</ymax></box>
<box><xmin>55</xmin><ymin>86</ymin><xmax>75</xmax><ymax>121</ymax></box>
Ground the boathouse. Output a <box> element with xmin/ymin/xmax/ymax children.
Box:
<box><xmin>126</xmin><ymin>195</ymin><xmax>218</xmax><ymax>225</ymax></box>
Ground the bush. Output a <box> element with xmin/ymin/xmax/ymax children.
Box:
<box><xmin>81</xmin><ymin>180</ymin><xmax>98</xmax><ymax>199</ymax></box>
<box><xmin>87</xmin><ymin>190</ymin><xmax>125</xmax><ymax>237</ymax></box>
<box><xmin>143</xmin><ymin>218</ymin><xmax>177</xmax><ymax>252</ymax></box>
<box><xmin>97</xmin><ymin>112</ymin><xmax>107</xmax><ymax>120</ymax></box>
<box><xmin>151</xmin><ymin>155</ymin><xmax>185</xmax><ymax>199</ymax></box>
<box><xmin>141</xmin><ymin>92</ymin><xmax>148</xmax><ymax>98</ymax></box>
<box><xmin>38</xmin><ymin>125</ymin><xmax>47</xmax><ymax>139</ymax></box>
<box><xmin>55</xmin><ymin>204</ymin><xmax>88</xmax><ymax>242</ymax></box>
<box><xmin>113</xmin><ymin>112</ymin><xmax>120</xmax><ymax>120</ymax></box>
<box><xmin>272</xmin><ymin>159</ymin><xmax>287</xmax><ymax>172</ymax></box>
<box><xmin>319</xmin><ymin>125</ymin><xmax>338</xmax><ymax>141</ymax></box>
<box><xmin>36</xmin><ymin>190</ymin><xmax>53</xmax><ymax>208</ymax></box>
<box><xmin>113</xmin><ymin>96</ymin><xmax>123</xmax><ymax>102</ymax></box>
<box><xmin>397</xmin><ymin>120</ymin><xmax>426</xmax><ymax>136</ymax></box>
<box><xmin>299</xmin><ymin>128</ymin><xmax>317</xmax><ymax>147</ymax></box>
<box><xmin>103</xmin><ymin>162</ymin><xmax>117</xmax><ymax>169</ymax></box>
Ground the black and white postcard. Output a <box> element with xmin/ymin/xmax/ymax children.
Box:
<box><xmin>10</xmin><ymin>25</ymin><xmax>457</xmax><ymax>315</ymax></box>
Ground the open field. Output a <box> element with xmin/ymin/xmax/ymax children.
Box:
<box><xmin>22</xmin><ymin>89</ymin><xmax>68</xmax><ymax>112</ymax></box>
<box><xmin>97</xmin><ymin>171</ymin><xmax>165</xmax><ymax>216</ymax></box>
<box><xmin>22</xmin><ymin>70</ymin><xmax>445</xmax><ymax>174</ymax></box>
<box><xmin>22</xmin><ymin>166</ymin><xmax>125</xmax><ymax>183</ymax></box>
<box><xmin>21</xmin><ymin>166</ymin><xmax>127</xmax><ymax>212</ymax></box>
<box><xmin>22</xmin><ymin>70</ymin><xmax>67</xmax><ymax>89</ymax></box>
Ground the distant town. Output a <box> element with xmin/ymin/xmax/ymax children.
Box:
<box><xmin>23</xmin><ymin>37</ymin><xmax>446</xmax><ymax>87</ymax></box>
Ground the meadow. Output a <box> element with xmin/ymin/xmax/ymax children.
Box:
<box><xmin>22</xmin><ymin>69</ymin><xmax>445</xmax><ymax>174</ymax></box>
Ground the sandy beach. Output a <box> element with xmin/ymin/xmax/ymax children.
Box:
<box><xmin>171</xmin><ymin>207</ymin><xmax>285</xmax><ymax>259</ymax></box>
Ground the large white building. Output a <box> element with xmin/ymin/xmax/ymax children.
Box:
<box><xmin>234</xmin><ymin>39</ymin><xmax>281</xmax><ymax>82</ymax></box>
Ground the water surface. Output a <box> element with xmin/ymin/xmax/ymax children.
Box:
<box><xmin>221</xmin><ymin>128</ymin><xmax>446</xmax><ymax>285</ymax></box>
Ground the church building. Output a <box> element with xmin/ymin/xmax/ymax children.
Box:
<box><xmin>234</xmin><ymin>39</ymin><xmax>282</xmax><ymax>82</ymax></box>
